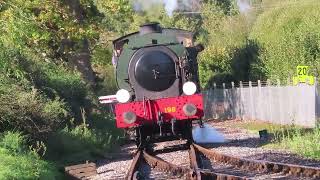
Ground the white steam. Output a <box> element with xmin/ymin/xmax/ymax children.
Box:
<box><xmin>192</xmin><ymin>124</ymin><xmax>225</xmax><ymax>143</ymax></box>
<box><xmin>132</xmin><ymin>0</ymin><xmax>197</xmax><ymax>17</ymax></box>
<box><xmin>237</xmin><ymin>0</ymin><xmax>251</xmax><ymax>13</ymax></box>
<box><xmin>163</xmin><ymin>0</ymin><xmax>178</xmax><ymax>17</ymax></box>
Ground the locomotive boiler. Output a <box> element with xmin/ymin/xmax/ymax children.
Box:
<box><xmin>109</xmin><ymin>22</ymin><xmax>204</xmax><ymax>147</ymax></box>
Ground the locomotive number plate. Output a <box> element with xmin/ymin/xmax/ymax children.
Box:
<box><xmin>164</xmin><ymin>107</ymin><xmax>176</xmax><ymax>113</ymax></box>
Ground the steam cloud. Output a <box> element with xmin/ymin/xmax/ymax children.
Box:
<box><xmin>133</xmin><ymin>0</ymin><xmax>251</xmax><ymax>16</ymax></box>
<box><xmin>163</xmin><ymin>0</ymin><xmax>178</xmax><ymax>17</ymax></box>
<box><xmin>132</xmin><ymin>0</ymin><xmax>197</xmax><ymax>17</ymax></box>
<box><xmin>237</xmin><ymin>0</ymin><xmax>251</xmax><ymax>13</ymax></box>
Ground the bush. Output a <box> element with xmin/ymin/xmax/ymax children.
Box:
<box><xmin>45</xmin><ymin>113</ymin><xmax>123</xmax><ymax>165</ymax></box>
<box><xmin>250</xmin><ymin>0</ymin><xmax>320</xmax><ymax>82</ymax></box>
<box><xmin>0</xmin><ymin>74</ymin><xmax>69</xmax><ymax>138</ymax></box>
<box><xmin>197</xmin><ymin>1</ymin><xmax>262</xmax><ymax>88</ymax></box>
<box><xmin>31</xmin><ymin>62</ymin><xmax>93</xmax><ymax>120</ymax></box>
<box><xmin>0</xmin><ymin>132</ymin><xmax>26</xmax><ymax>154</ymax></box>
<box><xmin>0</xmin><ymin>132</ymin><xmax>60</xmax><ymax>180</ymax></box>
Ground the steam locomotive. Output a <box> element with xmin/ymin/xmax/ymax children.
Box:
<box><xmin>107</xmin><ymin>23</ymin><xmax>204</xmax><ymax>147</ymax></box>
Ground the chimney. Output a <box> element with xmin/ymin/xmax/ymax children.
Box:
<box><xmin>139</xmin><ymin>22</ymin><xmax>162</xmax><ymax>35</ymax></box>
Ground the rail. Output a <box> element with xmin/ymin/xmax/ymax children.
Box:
<box><xmin>66</xmin><ymin>143</ymin><xmax>320</xmax><ymax>179</ymax></box>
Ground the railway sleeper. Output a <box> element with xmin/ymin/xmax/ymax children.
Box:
<box><xmin>64</xmin><ymin>162</ymin><xmax>97</xmax><ymax>180</ymax></box>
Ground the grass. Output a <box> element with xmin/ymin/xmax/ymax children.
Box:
<box><xmin>269</xmin><ymin>127</ymin><xmax>320</xmax><ymax>160</ymax></box>
<box><xmin>45</xmin><ymin>112</ymin><xmax>124</xmax><ymax>166</ymax></box>
<box><xmin>0</xmin><ymin>132</ymin><xmax>60</xmax><ymax>180</ymax></box>
<box><xmin>230</xmin><ymin>121</ymin><xmax>320</xmax><ymax>160</ymax></box>
<box><xmin>0</xmin><ymin>112</ymin><xmax>124</xmax><ymax>179</ymax></box>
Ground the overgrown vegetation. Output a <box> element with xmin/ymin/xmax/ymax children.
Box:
<box><xmin>0</xmin><ymin>0</ymin><xmax>122</xmax><ymax>177</ymax></box>
<box><xmin>250</xmin><ymin>0</ymin><xmax>320</xmax><ymax>82</ymax></box>
<box><xmin>0</xmin><ymin>132</ymin><xmax>60</xmax><ymax>179</ymax></box>
<box><xmin>45</xmin><ymin>113</ymin><xmax>123</xmax><ymax>166</ymax></box>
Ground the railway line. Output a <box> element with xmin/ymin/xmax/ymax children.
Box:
<box><xmin>123</xmin><ymin>143</ymin><xmax>320</xmax><ymax>180</ymax></box>
<box><xmin>65</xmin><ymin>122</ymin><xmax>320</xmax><ymax>180</ymax></box>
<box><xmin>65</xmin><ymin>141</ymin><xmax>320</xmax><ymax>179</ymax></box>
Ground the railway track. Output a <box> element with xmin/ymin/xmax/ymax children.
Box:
<box><xmin>124</xmin><ymin>143</ymin><xmax>320</xmax><ymax>180</ymax></box>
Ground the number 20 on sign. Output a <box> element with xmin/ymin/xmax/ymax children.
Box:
<box><xmin>293</xmin><ymin>66</ymin><xmax>315</xmax><ymax>85</ymax></box>
<box><xmin>297</xmin><ymin>66</ymin><xmax>308</xmax><ymax>77</ymax></box>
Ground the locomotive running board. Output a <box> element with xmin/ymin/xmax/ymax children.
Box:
<box><xmin>64</xmin><ymin>162</ymin><xmax>97</xmax><ymax>180</ymax></box>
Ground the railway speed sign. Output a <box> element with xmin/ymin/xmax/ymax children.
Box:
<box><xmin>293</xmin><ymin>66</ymin><xmax>315</xmax><ymax>85</ymax></box>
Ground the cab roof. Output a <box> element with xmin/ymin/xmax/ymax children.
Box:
<box><xmin>112</xmin><ymin>28</ymin><xmax>194</xmax><ymax>49</ymax></box>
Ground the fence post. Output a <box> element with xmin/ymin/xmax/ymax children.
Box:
<box><xmin>315</xmin><ymin>77</ymin><xmax>320</xmax><ymax>125</ymax></box>
<box><xmin>249</xmin><ymin>81</ymin><xmax>254</xmax><ymax>121</ymax></box>
<box><xmin>287</xmin><ymin>77</ymin><xmax>293</xmax><ymax>126</ymax></box>
<box><xmin>267</xmin><ymin>79</ymin><xmax>272</xmax><ymax>123</ymax></box>
<box><xmin>222</xmin><ymin>83</ymin><xmax>227</xmax><ymax>119</ymax></box>
<box><xmin>239</xmin><ymin>81</ymin><xmax>244</xmax><ymax>120</ymax></box>
<box><xmin>230</xmin><ymin>82</ymin><xmax>235</xmax><ymax>119</ymax></box>
<box><xmin>257</xmin><ymin>80</ymin><xmax>262</xmax><ymax>121</ymax></box>
<box><xmin>213</xmin><ymin>82</ymin><xmax>217</xmax><ymax>119</ymax></box>
<box><xmin>277</xmin><ymin>79</ymin><xmax>283</xmax><ymax>125</ymax></box>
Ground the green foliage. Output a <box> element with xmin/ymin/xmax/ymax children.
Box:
<box><xmin>197</xmin><ymin>1</ymin><xmax>262</xmax><ymax>88</ymax></box>
<box><xmin>266</xmin><ymin>126</ymin><xmax>320</xmax><ymax>160</ymax></box>
<box><xmin>46</xmin><ymin>113</ymin><xmax>123</xmax><ymax>165</ymax></box>
<box><xmin>0</xmin><ymin>0</ymin><xmax>99</xmax><ymax>137</ymax></box>
<box><xmin>35</xmin><ymin>62</ymin><xmax>89</xmax><ymax>107</ymax></box>
<box><xmin>95</xmin><ymin>0</ymin><xmax>134</xmax><ymax>35</ymax></box>
<box><xmin>250</xmin><ymin>0</ymin><xmax>320</xmax><ymax>82</ymax></box>
<box><xmin>0</xmin><ymin>132</ymin><xmax>60</xmax><ymax>179</ymax></box>
<box><xmin>0</xmin><ymin>132</ymin><xmax>26</xmax><ymax>154</ymax></box>
<box><xmin>0</xmin><ymin>44</ymin><xmax>26</xmax><ymax>81</ymax></box>
<box><xmin>0</xmin><ymin>0</ymin><xmax>126</xmax><ymax>178</ymax></box>
<box><xmin>0</xmin><ymin>74</ymin><xmax>69</xmax><ymax>138</ymax></box>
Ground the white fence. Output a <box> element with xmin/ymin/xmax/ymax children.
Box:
<box><xmin>203</xmin><ymin>81</ymin><xmax>320</xmax><ymax>127</ymax></box>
